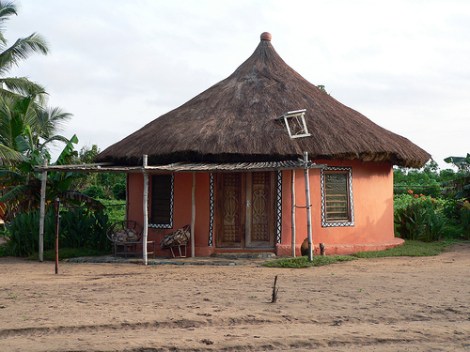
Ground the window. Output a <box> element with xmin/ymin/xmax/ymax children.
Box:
<box><xmin>321</xmin><ymin>167</ymin><xmax>354</xmax><ymax>227</ymax></box>
<box><xmin>279</xmin><ymin>109</ymin><xmax>311</xmax><ymax>139</ymax></box>
<box><xmin>150</xmin><ymin>174</ymin><xmax>173</xmax><ymax>228</ymax></box>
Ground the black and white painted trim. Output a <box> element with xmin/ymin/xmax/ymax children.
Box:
<box><xmin>276</xmin><ymin>170</ymin><xmax>282</xmax><ymax>243</ymax></box>
<box><xmin>208</xmin><ymin>173</ymin><xmax>214</xmax><ymax>246</ymax></box>
<box><xmin>320</xmin><ymin>166</ymin><xmax>354</xmax><ymax>227</ymax></box>
<box><xmin>149</xmin><ymin>174</ymin><xmax>174</xmax><ymax>229</ymax></box>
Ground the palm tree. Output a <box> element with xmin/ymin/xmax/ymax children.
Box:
<box><xmin>0</xmin><ymin>1</ymin><xmax>48</xmax><ymax>98</ymax></box>
<box><xmin>0</xmin><ymin>94</ymin><xmax>71</xmax><ymax>165</ymax></box>
<box><xmin>0</xmin><ymin>1</ymin><xmax>49</xmax><ymax>163</ymax></box>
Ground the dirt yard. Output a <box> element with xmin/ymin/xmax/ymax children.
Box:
<box><xmin>0</xmin><ymin>244</ymin><xmax>469</xmax><ymax>352</ymax></box>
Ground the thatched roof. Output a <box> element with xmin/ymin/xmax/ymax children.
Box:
<box><xmin>97</xmin><ymin>32</ymin><xmax>430</xmax><ymax>168</ymax></box>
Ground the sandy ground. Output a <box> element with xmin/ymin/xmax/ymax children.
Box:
<box><xmin>0</xmin><ymin>245</ymin><xmax>469</xmax><ymax>352</ymax></box>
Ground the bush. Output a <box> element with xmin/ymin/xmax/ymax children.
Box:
<box><xmin>112</xmin><ymin>183</ymin><xmax>126</xmax><ymax>200</ymax></box>
<box><xmin>83</xmin><ymin>185</ymin><xmax>107</xmax><ymax>199</ymax></box>
<box><xmin>100</xmin><ymin>199</ymin><xmax>126</xmax><ymax>224</ymax></box>
<box><xmin>394</xmin><ymin>193</ymin><xmax>446</xmax><ymax>242</ymax></box>
<box><xmin>3</xmin><ymin>206</ymin><xmax>111</xmax><ymax>257</ymax></box>
<box><xmin>459</xmin><ymin>201</ymin><xmax>470</xmax><ymax>239</ymax></box>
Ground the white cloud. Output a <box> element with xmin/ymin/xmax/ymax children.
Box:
<box><xmin>5</xmin><ymin>0</ymin><xmax>470</xmax><ymax>167</ymax></box>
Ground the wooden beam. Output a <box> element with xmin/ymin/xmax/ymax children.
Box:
<box><xmin>142</xmin><ymin>155</ymin><xmax>149</xmax><ymax>265</ymax></box>
<box><xmin>191</xmin><ymin>172</ymin><xmax>196</xmax><ymax>257</ymax></box>
<box><xmin>38</xmin><ymin>159</ymin><xmax>47</xmax><ymax>262</ymax></box>
<box><xmin>303</xmin><ymin>152</ymin><xmax>313</xmax><ymax>262</ymax></box>
<box><xmin>291</xmin><ymin>169</ymin><xmax>296</xmax><ymax>257</ymax></box>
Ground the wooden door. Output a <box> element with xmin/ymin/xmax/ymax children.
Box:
<box><xmin>216</xmin><ymin>172</ymin><xmax>275</xmax><ymax>248</ymax></box>
<box><xmin>246</xmin><ymin>172</ymin><xmax>275</xmax><ymax>247</ymax></box>
<box><xmin>216</xmin><ymin>173</ymin><xmax>244</xmax><ymax>247</ymax></box>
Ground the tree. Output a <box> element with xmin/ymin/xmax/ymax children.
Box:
<box><xmin>444</xmin><ymin>154</ymin><xmax>470</xmax><ymax>200</ymax></box>
<box><xmin>0</xmin><ymin>1</ymin><xmax>77</xmax><ymax>219</ymax></box>
<box><xmin>0</xmin><ymin>93</ymin><xmax>71</xmax><ymax>165</ymax></box>
<box><xmin>444</xmin><ymin>154</ymin><xmax>470</xmax><ymax>173</ymax></box>
<box><xmin>0</xmin><ymin>1</ymin><xmax>48</xmax><ymax>98</ymax></box>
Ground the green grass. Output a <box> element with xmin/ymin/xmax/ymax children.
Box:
<box><xmin>27</xmin><ymin>248</ymin><xmax>110</xmax><ymax>261</ymax></box>
<box><xmin>352</xmin><ymin>239</ymin><xmax>455</xmax><ymax>258</ymax></box>
<box><xmin>263</xmin><ymin>255</ymin><xmax>356</xmax><ymax>268</ymax></box>
<box><xmin>262</xmin><ymin>240</ymin><xmax>457</xmax><ymax>268</ymax></box>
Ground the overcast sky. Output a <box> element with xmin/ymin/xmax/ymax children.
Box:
<box><xmin>6</xmin><ymin>0</ymin><xmax>470</xmax><ymax>168</ymax></box>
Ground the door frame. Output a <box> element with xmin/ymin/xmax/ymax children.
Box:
<box><xmin>215</xmin><ymin>171</ymin><xmax>276</xmax><ymax>249</ymax></box>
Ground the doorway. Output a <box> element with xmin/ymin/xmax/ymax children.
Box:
<box><xmin>216</xmin><ymin>172</ymin><xmax>275</xmax><ymax>248</ymax></box>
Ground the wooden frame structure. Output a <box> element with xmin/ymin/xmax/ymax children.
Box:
<box><xmin>36</xmin><ymin>155</ymin><xmax>323</xmax><ymax>265</ymax></box>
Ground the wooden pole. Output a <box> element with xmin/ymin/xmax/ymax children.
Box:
<box><xmin>271</xmin><ymin>275</ymin><xmax>279</xmax><ymax>303</ymax></box>
<box><xmin>142</xmin><ymin>155</ymin><xmax>149</xmax><ymax>265</ymax></box>
<box><xmin>39</xmin><ymin>159</ymin><xmax>47</xmax><ymax>262</ymax></box>
<box><xmin>291</xmin><ymin>169</ymin><xmax>296</xmax><ymax>257</ymax></box>
<box><xmin>303</xmin><ymin>152</ymin><xmax>313</xmax><ymax>262</ymax></box>
<box><xmin>191</xmin><ymin>172</ymin><xmax>196</xmax><ymax>258</ymax></box>
<box><xmin>54</xmin><ymin>198</ymin><xmax>60</xmax><ymax>274</ymax></box>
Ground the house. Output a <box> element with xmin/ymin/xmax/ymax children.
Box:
<box><xmin>96</xmin><ymin>32</ymin><xmax>430</xmax><ymax>257</ymax></box>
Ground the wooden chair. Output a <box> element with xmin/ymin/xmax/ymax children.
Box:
<box><xmin>107</xmin><ymin>220</ymin><xmax>155</xmax><ymax>258</ymax></box>
<box><xmin>160</xmin><ymin>225</ymin><xmax>190</xmax><ymax>258</ymax></box>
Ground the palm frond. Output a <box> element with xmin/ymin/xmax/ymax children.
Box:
<box><xmin>0</xmin><ymin>32</ymin><xmax>6</xmax><ymax>46</ymax></box>
<box><xmin>0</xmin><ymin>77</ymin><xmax>46</xmax><ymax>97</ymax></box>
<box><xmin>0</xmin><ymin>143</ymin><xmax>22</xmax><ymax>163</ymax></box>
<box><xmin>60</xmin><ymin>191</ymin><xmax>105</xmax><ymax>211</ymax></box>
<box><xmin>0</xmin><ymin>1</ymin><xmax>17</xmax><ymax>29</ymax></box>
<box><xmin>39</xmin><ymin>135</ymin><xmax>70</xmax><ymax>150</ymax></box>
<box><xmin>0</xmin><ymin>33</ymin><xmax>48</xmax><ymax>73</ymax></box>
<box><xmin>35</xmin><ymin>107</ymin><xmax>72</xmax><ymax>138</ymax></box>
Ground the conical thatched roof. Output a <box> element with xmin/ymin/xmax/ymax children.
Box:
<box><xmin>97</xmin><ymin>32</ymin><xmax>430</xmax><ymax>168</ymax></box>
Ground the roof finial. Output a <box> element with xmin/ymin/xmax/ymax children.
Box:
<box><xmin>260</xmin><ymin>32</ymin><xmax>272</xmax><ymax>41</ymax></box>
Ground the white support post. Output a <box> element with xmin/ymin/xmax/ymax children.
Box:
<box><xmin>38</xmin><ymin>159</ymin><xmax>47</xmax><ymax>262</ymax></box>
<box><xmin>291</xmin><ymin>169</ymin><xmax>296</xmax><ymax>257</ymax></box>
<box><xmin>303</xmin><ymin>152</ymin><xmax>313</xmax><ymax>262</ymax></box>
<box><xmin>190</xmin><ymin>172</ymin><xmax>196</xmax><ymax>258</ymax></box>
<box><xmin>142</xmin><ymin>155</ymin><xmax>149</xmax><ymax>265</ymax></box>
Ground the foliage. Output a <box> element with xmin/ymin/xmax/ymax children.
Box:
<box><xmin>0</xmin><ymin>134</ymin><xmax>106</xmax><ymax>221</ymax></box>
<box><xmin>2</xmin><ymin>206</ymin><xmax>111</xmax><ymax>257</ymax></box>
<box><xmin>0</xmin><ymin>1</ymin><xmax>50</xmax><ymax>162</ymax></box>
<box><xmin>72</xmin><ymin>144</ymin><xmax>127</xmax><ymax>200</ymax></box>
<box><xmin>0</xmin><ymin>1</ymin><xmax>48</xmax><ymax>97</ymax></box>
<box><xmin>394</xmin><ymin>156</ymin><xmax>470</xmax><ymax>241</ymax></box>
<box><xmin>353</xmin><ymin>240</ymin><xmax>454</xmax><ymax>258</ymax></box>
<box><xmin>394</xmin><ymin>192</ymin><xmax>448</xmax><ymax>241</ymax></box>
<box><xmin>263</xmin><ymin>255</ymin><xmax>356</xmax><ymax>268</ymax></box>
<box><xmin>100</xmin><ymin>199</ymin><xmax>126</xmax><ymax>224</ymax></box>
<box><xmin>83</xmin><ymin>184</ymin><xmax>106</xmax><ymax>199</ymax></box>
<box><xmin>112</xmin><ymin>182</ymin><xmax>126</xmax><ymax>200</ymax></box>
<box><xmin>445</xmin><ymin>154</ymin><xmax>470</xmax><ymax>172</ymax></box>
<box><xmin>443</xmin><ymin>154</ymin><xmax>470</xmax><ymax>200</ymax></box>
<box><xmin>458</xmin><ymin>201</ymin><xmax>470</xmax><ymax>239</ymax></box>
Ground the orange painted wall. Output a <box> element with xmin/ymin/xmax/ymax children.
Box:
<box><xmin>128</xmin><ymin>160</ymin><xmax>397</xmax><ymax>257</ymax></box>
<box><xmin>280</xmin><ymin>160</ymin><xmax>396</xmax><ymax>255</ymax></box>
<box><xmin>127</xmin><ymin>173</ymin><xmax>211</xmax><ymax>256</ymax></box>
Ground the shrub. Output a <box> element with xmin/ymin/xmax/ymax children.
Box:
<box><xmin>459</xmin><ymin>201</ymin><xmax>470</xmax><ymax>239</ymax></box>
<box><xmin>4</xmin><ymin>206</ymin><xmax>111</xmax><ymax>257</ymax></box>
<box><xmin>99</xmin><ymin>199</ymin><xmax>126</xmax><ymax>224</ymax></box>
<box><xmin>83</xmin><ymin>185</ymin><xmax>107</xmax><ymax>199</ymax></box>
<box><xmin>394</xmin><ymin>192</ymin><xmax>446</xmax><ymax>242</ymax></box>
<box><xmin>112</xmin><ymin>183</ymin><xmax>126</xmax><ymax>200</ymax></box>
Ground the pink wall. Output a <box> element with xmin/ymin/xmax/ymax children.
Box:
<box><xmin>127</xmin><ymin>160</ymin><xmax>400</xmax><ymax>257</ymax></box>
<box><xmin>127</xmin><ymin>173</ymin><xmax>211</xmax><ymax>257</ymax></box>
<box><xmin>279</xmin><ymin>160</ymin><xmax>400</xmax><ymax>255</ymax></box>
